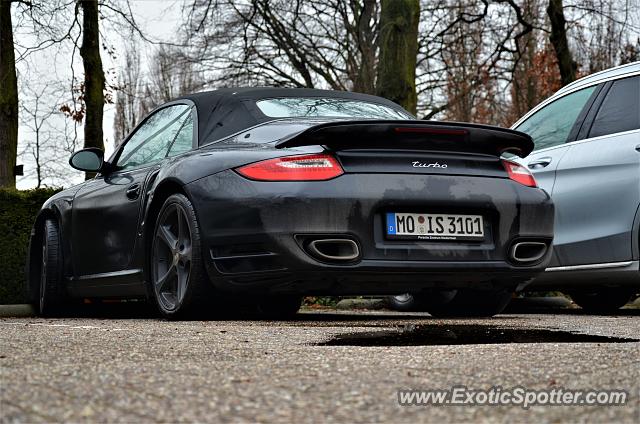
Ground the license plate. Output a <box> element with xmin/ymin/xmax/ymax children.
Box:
<box><xmin>386</xmin><ymin>212</ymin><xmax>484</xmax><ymax>241</ymax></box>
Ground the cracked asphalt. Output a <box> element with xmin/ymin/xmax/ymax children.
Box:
<box><xmin>1</xmin><ymin>308</ymin><xmax>639</xmax><ymax>423</ymax></box>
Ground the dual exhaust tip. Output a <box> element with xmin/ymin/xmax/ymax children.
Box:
<box><xmin>509</xmin><ymin>241</ymin><xmax>549</xmax><ymax>264</ymax></box>
<box><xmin>301</xmin><ymin>237</ymin><xmax>549</xmax><ymax>265</ymax></box>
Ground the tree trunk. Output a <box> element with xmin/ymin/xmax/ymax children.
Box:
<box><xmin>352</xmin><ymin>0</ymin><xmax>376</xmax><ymax>94</ymax></box>
<box><xmin>547</xmin><ymin>0</ymin><xmax>577</xmax><ymax>86</ymax></box>
<box><xmin>375</xmin><ymin>0</ymin><xmax>420</xmax><ymax>114</ymax></box>
<box><xmin>35</xmin><ymin>126</ymin><xmax>41</xmax><ymax>188</ymax></box>
<box><xmin>79</xmin><ymin>0</ymin><xmax>105</xmax><ymax>179</ymax></box>
<box><xmin>0</xmin><ymin>1</ymin><xmax>18</xmax><ymax>188</ymax></box>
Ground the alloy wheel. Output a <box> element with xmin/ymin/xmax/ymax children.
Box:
<box><xmin>152</xmin><ymin>203</ymin><xmax>193</xmax><ymax>312</ymax></box>
<box><xmin>393</xmin><ymin>293</ymin><xmax>413</xmax><ymax>303</ymax></box>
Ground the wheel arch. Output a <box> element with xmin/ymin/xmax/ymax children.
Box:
<box><xmin>632</xmin><ymin>202</ymin><xmax>640</xmax><ymax>261</ymax></box>
<box><xmin>141</xmin><ymin>178</ymin><xmax>193</xmax><ymax>282</ymax></box>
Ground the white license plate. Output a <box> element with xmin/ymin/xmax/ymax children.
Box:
<box><xmin>386</xmin><ymin>213</ymin><xmax>484</xmax><ymax>241</ymax></box>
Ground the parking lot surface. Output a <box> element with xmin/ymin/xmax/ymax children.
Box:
<box><xmin>1</xmin><ymin>308</ymin><xmax>639</xmax><ymax>423</ymax></box>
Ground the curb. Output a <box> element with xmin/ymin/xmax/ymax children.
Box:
<box><xmin>0</xmin><ymin>304</ymin><xmax>36</xmax><ymax>318</ymax></box>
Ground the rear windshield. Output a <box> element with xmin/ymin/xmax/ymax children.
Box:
<box><xmin>256</xmin><ymin>97</ymin><xmax>413</xmax><ymax>120</ymax></box>
<box><xmin>230</xmin><ymin>121</ymin><xmax>312</xmax><ymax>144</ymax></box>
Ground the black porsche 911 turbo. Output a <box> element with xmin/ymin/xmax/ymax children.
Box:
<box><xmin>27</xmin><ymin>88</ymin><xmax>553</xmax><ymax>319</ymax></box>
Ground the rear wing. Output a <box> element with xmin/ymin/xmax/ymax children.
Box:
<box><xmin>275</xmin><ymin>120</ymin><xmax>534</xmax><ymax>158</ymax></box>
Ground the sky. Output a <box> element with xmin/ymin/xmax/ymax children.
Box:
<box><xmin>15</xmin><ymin>0</ymin><xmax>183</xmax><ymax>189</ymax></box>
<box><xmin>104</xmin><ymin>0</ymin><xmax>183</xmax><ymax>150</ymax></box>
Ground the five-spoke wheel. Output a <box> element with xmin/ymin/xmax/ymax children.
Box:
<box><xmin>151</xmin><ymin>194</ymin><xmax>208</xmax><ymax>318</ymax></box>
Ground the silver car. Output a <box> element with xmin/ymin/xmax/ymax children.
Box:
<box><xmin>511</xmin><ymin>61</ymin><xmax>640</xmax><ymax>312</ymax></box>
<box><xmin>389</xmin><ymin>62</ymin><xmax>639</xmax><ymax>313</ymax></box>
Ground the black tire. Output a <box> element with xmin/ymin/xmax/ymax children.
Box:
<box><xmin>387</xmin><ymin>294</ymin><xmax>418</xmax><ymax>311</ymax></box>
<box><xmin>255</xmin><ymin>295</ymin><xmax>302</xmax><ymax>319</ymax></box>
<box><xmin>150</xmin><ymin>194</ymin><xmax>211</xmax><ymax>319</ymax></box>
<box><xmin>38</xmin><ymin>219</ymin><xmax>68</xmax><ymax>317</ymax></box>
<box><xmin>426</xmin><ymin>288</ymin><xmax>513</xmax><ymax>318</ymax></box>
<box><xmin>569</xmin><ymin>288</ymin><xmax>637</xmax><ymax>313</ymax></box>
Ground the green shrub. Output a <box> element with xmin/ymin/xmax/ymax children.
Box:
<box><xmin>0</xmin><ymin>188</ymin><xmax>61</xmax><ymax>304</ymax></box>
<box><xmin>303</xmin><ymin>296</ymin><xmax>340</xmax><ymax>307</ymax></box>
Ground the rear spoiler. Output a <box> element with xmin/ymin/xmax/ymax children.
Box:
<box><xmin>275</xmin><ymin>120</ymin><xmax>533</xmax><ymax>158</ymax></box>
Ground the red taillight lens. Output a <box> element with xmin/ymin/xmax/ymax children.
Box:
<box><xmin>236</xmin><ymin>154</ymin><xmax>344</xmax><ymax>181</ymax></box>
<box><xmin>502</xmin><ymin>159</ymin><xmax>537</xmax><ymax>187</ymax></box>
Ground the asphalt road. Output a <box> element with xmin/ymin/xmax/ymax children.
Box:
<box><xmin>1</xmin><ymin>308</ymin><xmax>639</xmax><ymax>423</ymax></box>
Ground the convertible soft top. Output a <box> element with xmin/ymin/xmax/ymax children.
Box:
<box><xmin>177</xmin><ymin>88</ymin><xmax>411</xmax><ymax>145</ymax></box>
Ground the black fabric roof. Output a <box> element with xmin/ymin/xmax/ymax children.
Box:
<box><xmin>176</xmin><ymin>88</ymin><xmax>408</xmax><ymax>146</ymax></box>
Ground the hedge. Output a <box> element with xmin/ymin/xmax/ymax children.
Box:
<box><xmin>0</xmin><ymin>188</ymin><xmax>61</xmax><ymax>304</ymax></box>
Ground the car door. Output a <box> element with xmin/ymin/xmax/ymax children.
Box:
<box><xmin>71</xmin><ymin>104</ymin><xmax>193</xmax><ymax>281</ymax></box>
<box><xmin>550</xmin><ymin>74</ymin><xmax>640</xmax><ymax>266</ymax></box>
<box><xmin>513</xmin><ymin>84</ymin><xmax>601</xmax><ymax>196</ymax></box>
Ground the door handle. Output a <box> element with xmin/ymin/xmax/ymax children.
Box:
<box><xmin>528</xmin><ymin>157</ymin><xmax>552</xmax><ymax>169</ymax></box>
<box><xmin>635</xmin><ymin>144</ymin><xmax>640</xmax><ymax>152</ymax></box>
<box><xmin>126</xmin><ymin>183</ymin><xmax>141</xmax><ymax>200</ymax></box>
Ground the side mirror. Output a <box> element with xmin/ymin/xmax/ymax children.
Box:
<box><xmin>69</xmin><ymin>148</ymin><xmax>105</xmax><ymax>172</ymax></box>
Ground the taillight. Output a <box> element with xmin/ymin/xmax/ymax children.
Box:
<box><xmin>502</xmin><ymin>159</ymin><xmax>537</xmax><ymax>187</ymax></box>
<box><xmin>236</xmin><ymin>154</ymin><xmax>344</xmax><ymax>181</ymax></box>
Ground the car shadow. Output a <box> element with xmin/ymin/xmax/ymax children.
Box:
<box><xmin>314</xmin><ymin>323</ymin><xmax>640</xmax><ymax>346</ymax></box>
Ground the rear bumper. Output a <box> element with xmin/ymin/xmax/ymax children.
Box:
<box><xmin>185</xmin><ymin>170</ymin><xmax>554</xmax><ymax>294</ymax></box>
